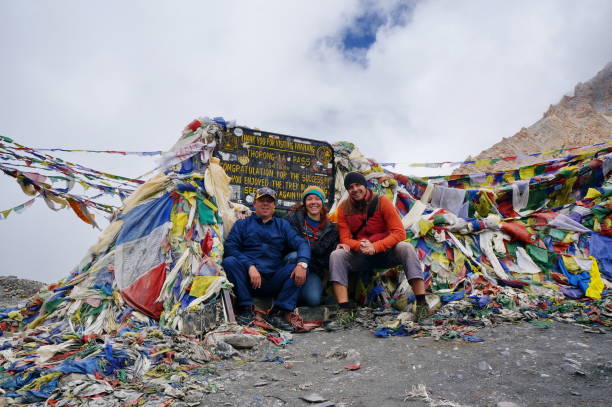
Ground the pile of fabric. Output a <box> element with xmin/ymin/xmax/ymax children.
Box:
<box><xmin>332</xmin><ymin>142</ymin><xmax>611</xmax><ymax>340</ymax></box>
<box><xmin>0</xmin><ymin>119</ymin><xmax>610</xmax><ymax>404</ymax></box>
<box><xmin>0</xmin><ymin>118</ymin><xmax>292</xmax><ymax>405</ymax></box>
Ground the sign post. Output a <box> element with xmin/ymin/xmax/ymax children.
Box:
<box><xmin>214</xmin><ymin>126</ymin><xmax>335</xmax><ymax>211</ymax></box>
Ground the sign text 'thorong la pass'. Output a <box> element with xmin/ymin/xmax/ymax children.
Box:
<box><xmin>214</xmin><ymin>126</ymin><xmax>335</xmax><ymax>211</ymax></box>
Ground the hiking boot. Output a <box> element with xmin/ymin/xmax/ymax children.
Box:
<box><xmin>236</xmin><ymin>307</ymin><xmax>255</xmax><ymax>326</ymax></box>
<box><xmin>414</xmin><ymin>303</ymin><xmax>431</xmax><ymax>325</ymax></box>
<box><xmin>325</xmin><ymin>308</ymin><xmax>355</xmax><ymax>331</ymax></box>
<box><xmin>265</xmin><ymin>311</ymin><xmax>293</xmax><ymax>332</ymax></box>
<box><xmin>338</xmin><ymin>301</ymin><xmax>358</xmax><ymax>310</ymax></box>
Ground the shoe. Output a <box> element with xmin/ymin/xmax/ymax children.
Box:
<box><xmin>236</xmin><ymin>307</ymin><xmax>255</xmax><ymax>326</ymax></box>
<box><xmin>265</xmin><ymin>311</ymin><xmax>294</xmax><ymax>332</ymax></box>
<box><xmin>338</xmin><ymin>301</ymin><xmax>359</xmax><ymax>310</ymax></box>
<box><xmin>325</xmin><ymin>308</ymin><xmax>355</xmax><ymax>331</ymax></box>
<box><xmin>414</xmin><ymin>303</ymin><xmax>431</xmax><ymax>324</ymax></box>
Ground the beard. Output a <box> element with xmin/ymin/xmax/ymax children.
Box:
<box><xmin>350</xmin><ymin>190</ymin><xmax>369</xmax><ymax>212</ymax></box>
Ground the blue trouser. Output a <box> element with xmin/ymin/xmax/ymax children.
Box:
<box><xmin>299</xmin><ymin>272</ymin><xmax>323</xmax><ymax>307</ymax></box>
<box><xmin>222</xmin><ymin>256</ymin><xmax>300</xmax><ymax>312</ymax></box>
<box><xmin>284</xmin><ymin>252</ymin><xmax>324</xmax><ymax>307</ymax></box>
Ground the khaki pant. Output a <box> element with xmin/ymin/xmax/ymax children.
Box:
<box><xmin>329</xmin><ymin>241</ymin><xmax>423</xmax><ymax>286</ymax></box>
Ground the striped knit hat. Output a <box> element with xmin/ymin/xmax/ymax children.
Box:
<box><xmin>301</xmin><ymin>185</ymin><xmax>326</xmax><ymax>203</ymax></box>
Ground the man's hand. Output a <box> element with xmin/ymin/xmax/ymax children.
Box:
<box><xmin>359</xmin><ymin>239</ymin><xmax>375</xmax><ymax>255</ymax></box>
<box><xmin>291</xmin><ymin>264</ymin><xmax>307</xmax><ymax>287</ymax></box>
<box><xmin>248</xmin><ymin>265</ymin><xmax>261</xmax><ymax>289</ymax></box>
<box><xmin>336</xmin><ymin>243</ymin><xmax>350</xmax><ymax>252</ymax></box>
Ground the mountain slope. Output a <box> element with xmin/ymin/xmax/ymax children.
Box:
<box><xmin>454</xmin><ymin>63</ymin><xmax>612</xmax><ymax>174</ymax></box>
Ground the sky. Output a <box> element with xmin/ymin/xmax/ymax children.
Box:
<box><xmin>1</xmin><ymin>0</ymin><xmax>611</xmax><ymax>282</ymax></box>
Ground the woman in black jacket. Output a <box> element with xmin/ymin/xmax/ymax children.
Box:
<box><xmin>285</xmin><ymin>186</ymin><xmax>339</xmax><ymax>306</ymax></box>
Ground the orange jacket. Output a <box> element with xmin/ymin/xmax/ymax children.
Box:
<box><xmin>337</xmin><ymin>192</ymin><xmax>406</xmax><ymax>253</ymax></box>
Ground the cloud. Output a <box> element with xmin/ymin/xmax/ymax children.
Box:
<box><xmin>1</xmin><ymin>0</ymin><xmax>611</xmax><ymax>281</ymax></box>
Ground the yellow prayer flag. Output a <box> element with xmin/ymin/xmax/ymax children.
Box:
<box><xmin>518</xmin><ymin>166</ymin><xmax>535</xmax><ymax>180</ymax></box>
<box><xmin>182</xmin><ymin>191</ymin><xmax>197</xmax><ymax>206</ymax></box>
<box><xmin>475</xmin><ymin>159</ymin><xmax>490</xmax><ymax>168</ymax></box>
<box><xmin>585</xmin><ymin>257</ymin><xmax>604</xmax><ymax>299</ymax></box>
<box><xmin>418</xmin><ymin>218</ymin><xmax>434</xmax><ymax>237</ymax></box>
<box><xmin>8</xmin><ymin>310</ymin><xmax>23</xmax><ymax>321</ymax></box>
<box><xmin>584</xmin><ymin>188</ymin><xmax>602</xmax><ymax>200</ymax></box>
<box><xmin>431</xmin><ymin>252</ymin><xmax>450</xmax><ymax>269</ymax></box>
<box><xmin>171</xmin><ymin>212</ymin><xmax>188</xmax><ymax>237</ymax></box>
<box><xmin>561</xmin><ymin>255</ymin><xmax>581</xmax><ymax>273</ymax></box>
<box><xmin>190</xmin><ymin>276</ymin><xmax>220</xmax><ymax>297</ymax></box>
<box><xmin>503</xmin><ymin>173</ymin><xmax>516</xmax><ymax>184</ymax></box>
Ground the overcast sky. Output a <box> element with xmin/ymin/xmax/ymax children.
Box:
<box><xmin>1</xmin><ymin>0</ymin><xmax>611</xmax><ymax>283</ymax></box>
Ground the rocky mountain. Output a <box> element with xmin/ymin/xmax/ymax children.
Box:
<box><xmin>454</xmin><ymin>63</ymin><xmax>612</xmax><ymax>174</ymax></box>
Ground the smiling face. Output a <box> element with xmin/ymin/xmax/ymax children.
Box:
<box><xmin>254</xmin><ymin>195</ymin><xmax>276</xmax><ymax>220</ymax></box>
<box><xmin>347</xmin><ymin>183</ymin><xmax>367</xmax><ymax>202</ymax></box>
<box><xmin>304</xmin><ymin>194</ymin><xmax>323</xmax><ymax>217</ymax></box>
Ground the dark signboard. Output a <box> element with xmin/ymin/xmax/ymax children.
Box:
<box><xmin>214</xmin><ymin>126</ymin><xmax>335</xmax><ymax>211</ymax></box>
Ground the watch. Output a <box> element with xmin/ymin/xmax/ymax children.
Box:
<box><xmin>297</xmin><ymin>262</ymin><xmax>308</xmax><ymax>269</ymax></box>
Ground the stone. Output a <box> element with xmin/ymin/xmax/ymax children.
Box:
<box><xmin>300</xmin><ymin>393</ymin><xmax>327</xmax><ymax>403</ymax></box>
<box><xmin>561</xmin><ymin>363</ymin><xmax>585</xmax><ymax>375</ymax></box>
<box><xmin>297</xmin><ymin>305</ymin><xmax>331</xmax><ymax>321</ymax></box>
<box><xmin>221</xmin><ymin>333</ymin><xmax>265</xmax><ymax>349</ymax></box>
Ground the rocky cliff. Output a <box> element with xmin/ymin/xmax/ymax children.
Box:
<box><xmin>454</xmin><ymin>63</ymin><xmax>612</xmax><ymax>174</ymax></box>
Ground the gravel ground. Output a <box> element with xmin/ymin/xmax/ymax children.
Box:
<box><xmin>0</xmin><ymin>276</ymin><xmax>610</xmax><ymax>407</ymax></box>
<box><xmin>201</xmin><ymin>322</ymin><xmax>612</xmax><ymax>407</ymax></box>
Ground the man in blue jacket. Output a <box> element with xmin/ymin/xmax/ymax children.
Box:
<box><xmin>223</xmin><ymin>187</ymin><xmax>311</xmax><ymax>331</ymax></box>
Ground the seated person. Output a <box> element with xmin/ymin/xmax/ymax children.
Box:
<box><xmin>222</xmin><ymin>187</ymin><xmax>310</xmax><ymax>331</ymax></box>
<box><xmin>328</xmin><ymin>172</ymin><xmax>428</xmax><ymax>329</ymax></box>
<box><xmin>285</xmin><ymin>186</ymin><xmax>339</xmax><ymax>306</ymax></box>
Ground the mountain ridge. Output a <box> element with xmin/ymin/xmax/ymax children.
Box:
<box><xmin>454</xmin><ymin>63</ymin><xmax>612</xmax><ymax>174</ymax></box>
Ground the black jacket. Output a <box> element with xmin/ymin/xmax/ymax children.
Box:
<box><xmin>284</xmin><ymin>210</ymin><xmax>339</xmax><ymax>278</ymax></box>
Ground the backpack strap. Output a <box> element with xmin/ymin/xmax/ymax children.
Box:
<box><xmin>351</xmin><ymin>195</ymin><xmax>379</xmax><ymax>239</ymax></box>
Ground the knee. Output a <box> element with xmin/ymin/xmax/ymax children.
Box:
<box><xmin>330</xmin><ymin>248</ymin><xmax>349</xmax><ymax>263</ymax></box>
<box><xmin>301</xmin><ymin>290</ymin><xmax>322</xmax><ymax>307</ymax></box>
<box><xmin>222</xmin><ymin>257</ymin><xmax>242</xmax><ymax>275</ymax></box>
<box><xmin>300</xmin><ymin>276</ymin><xmax>323</xmax><ymax>307</ymax></box>
<box><xmin>396</xmin><ymin>241</ymin><xmax>417</xmax><ymax>257</ymax></box>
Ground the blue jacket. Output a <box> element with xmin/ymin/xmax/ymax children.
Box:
<box><xmin>224</xmin><ymin>215</ymin><xmax>310</xmax><ymax>274</ymax></box>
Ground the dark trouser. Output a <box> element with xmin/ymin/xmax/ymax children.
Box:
<box><xmin>284</xmin><ymin>251</ymin><xmax>324</xmax><ymax>307</ymax></box>
<box><xmin>222</xmin><ymin>256</ymin><xmax>300</xmax><ymax>312</ymax></box>
<box><xmin>329</xmin><ymin>241</ymin><xmax>423</xmax><ymax>286</ymax></box>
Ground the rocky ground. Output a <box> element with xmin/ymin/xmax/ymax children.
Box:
<box><xmin>0</xmin><ymin>276</ymin><xmax>45</xmax><ymax>308</ymax></box>
<box><xmin>201</xmin><ymin>322</ymin><xmax>611</xmax><ymax>407</ymax></box>
<box><xmin>0</xmin><ymin>278</ymin><xmax>610</xmax><ymax>407</ymax></box>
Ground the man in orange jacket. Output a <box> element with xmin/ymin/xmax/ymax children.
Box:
<box><xmin>327</xmin><ymin>171</ymin><xmax>428</xmax><ymax>329</ymax></box>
